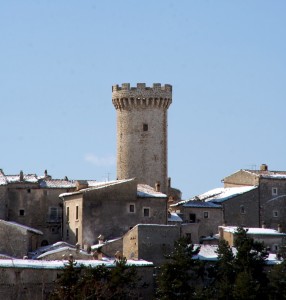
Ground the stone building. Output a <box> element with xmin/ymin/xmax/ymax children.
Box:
<box><xmin>223</xmin><ymin>164</ymin><xmax>286</xmax><ymax>231</ymax></box>
<box><xmin>0</xmin><ymin>259</ymin><xmax>154</xmax><ymax>300</ymax></box>
<box><xmin>123</xmin><ymin>224</ymin><xmax>180</xmax><ymax>266</ymax></box>
<box><xmin>219</xmin><ymin>225</ymin><xmax>286</xmax><ymax>253</ymax></box>
<box><xmin>0</xmin><ymin>169</ymin><xmax>97</xmax><ymax>246</ymax></box>
<box><xmin>60</xmin><ymin>178</ymin><xmax>168</xmax><ymax>248</ymax></box>
<box><xmin>0</xmin><ymin>220</ymin><xmax>43</xmax><ymax>258</ymax></box>
<box><xmin>112</xmin><ymin>83</ymin><xmax>172</xmax><ymax>195</ymax></box>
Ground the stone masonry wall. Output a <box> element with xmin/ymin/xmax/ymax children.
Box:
<box><xmin>112</xmin><ymin>83</ymin><xmax>172</xmax><ymax>194</ymax></box>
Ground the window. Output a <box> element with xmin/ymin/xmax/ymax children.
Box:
<box><xmin>75</xmin><ymin>228</ymin><xmax>78</xmax><ymax>243</ymax></box>
<box><xmin>19</xmin><ymin>209</ymin><xmax>25</xmax><ymax>216</ymax></box>
<box><xmin>240</xmin><ymin>205</ymin><xmax>245</xmax><ymax>214</ymax></box>
<box><xmin>76</xmin><ymin>206</ymin><xmax>79</xmax><ymax>220</ymax></box>
<box><xmin>143</xmin><ymin>123</ymin><xmax>148</xmax><ymax>131</ymax></box>
<box><xmin>189</xmin><ymin>213</ymin><xmax>196</xmax><ymax>223</ymax></box>
<box><xmin>27</xmin><ymin>189</ymin><xmax>31</xmax><ymax>193</ymax></box>
<box><xmin>272</xmin><ymin>187</ymin><xmax>278</xmax><ymax>196</ymax></box>
<box><xmin>129</xmin><ymin>204</ymin><xmax>135</xmax><ymax>213</ymax></box>
<box><xmin>143</xmin><ymin>208</ymin><xmax>150</xmax><ymax>217</ymax></box>
<box><xmin>203</xmin><ymin>211</ymin><xmax>209</xmax><ymax>219</ymax></box>
<box><xmin>67</xmin><ymin>207</ymin><xmax>70</xmax><ymax>222</ymax></box>
<box><xmin>66</xmin><ymin>229</ymin><xmax>69</xmax><ymax>240</ymax></box>
<box><xmin>49</xmin><ymin>207</ymin><xmax>58</xmax><ymax>221</ymax></box>
<box><xmin>43</xmin><ymin>190</ymin><xmax>48</xmax><ymax>196</ymax></box>
<box><xmin>273</xmin><ymin>210</ymin><xmax>279</xmax><ymax>217</ymax></box>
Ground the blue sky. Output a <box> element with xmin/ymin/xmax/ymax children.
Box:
<box><xmin>1</xmin><ymin>1</ymin><xmax>286</xmax><ymax>199</ymax></box>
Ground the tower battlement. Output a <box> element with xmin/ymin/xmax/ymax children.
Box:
<box><xmin>112</xmin><ymin>83</ymin><xmax>172</xmax><ymax>110</ymax></box>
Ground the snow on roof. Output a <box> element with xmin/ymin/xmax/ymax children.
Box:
<box><xmin>37</xmin><ymin>247</ymin><xmax>92</xmax><ymax>259</ymax></box>
<box><xmin>221</xmin><ymin>226</ymin><xmax>286</xmax><ymax>236</ymax></box>
<box><xmin>1</xmin><ymin>220</ymin><xmax>43</xmax><ymax>235</ymax></box>
<box><xmin>0</xmin><ymin>169</ymin><xmax>7</xmax><ymax>185</ymax></box>
<box><xmin>137</xmin><ymin>184</ymin><xmax>166</xmax><ymax>198</ymax></box>
<box><xmin>173</xmin><ymin>186</ymin><xmax>257</xmax><ymax>206</ymax></box>
<box><xmin>6</xmin><ymin>174</ymin><xmax>38</xmax><ymax>183</ymax></box>
<box><xmin>91</xmin><ymin>237</ymin><xmax>122</xmax><ymax>250</ymax></box>
<box><xmin>168</xmin><ymin>212</ymin><xmax>183</xmax><ymax>222</ymax></box>
<box><xmin>193</xmin><ymin>244</ymin><xmax>281</xmax><ymax>265</ymax></box>
<box><xmin>0</xmin><ymin>258</ymin><xmax>153</xmax><ymax>269</ymax></box>
<box><xmin>31</xmin><ymin>241</ymin><xmax>76</xmax><ymax>259</ymax></box>
<box><xmin>59</xmin><ymin>179</ymin><xmax>134</xmax><ymax>198</ymax></box>
<box><xmin>242</xmin><ymin>169</ymin><xmax>286</xmax><ymax>179</ymax></box>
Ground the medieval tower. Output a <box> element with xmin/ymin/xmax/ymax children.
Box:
<box><xmin>112</xmin><ymin>83</ymin><xmax>172</xmax><ymax>194</ymax></box>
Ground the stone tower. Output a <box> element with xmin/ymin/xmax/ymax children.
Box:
<box><xmin>112</xmin><ymin>83</ymin><xmax>172</xmax><ymax>194</ymax></box>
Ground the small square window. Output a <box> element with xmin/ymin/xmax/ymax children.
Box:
<box><xmin>143</xmin><ymin>208</ymin><xmax>150</xmax><ymax>217</ymax></box>
<box><xmin>19</xmin><ymin>209</ymin><xmax>25</xmax><ymax>216</ymax></box>
<box><xmin>129</xmin><ymin>204</ymin><xmax>135</xmax><ymax>213</ymax></box>
<box><xmin>203</xmin><ymin>211</ymin><xmax>209</xmax><ymax>219</ymax></box>
<box><xmin>273</xmin><ymin>211</ymin><xmax>279</xmax><ymax>217</ymax></box>
<box><xmin>143</xmin><ymin>124</ymin><xmax>148</xmax><ymax>131</ymax></box>
<box><xmin>27</xmin><ymin>189</ymin><xmax>31</xmax><ymax>193</ymax></box>
<box><xmin>272</xmin><ymin>188</ymin><xmax>278</xmax><ymax>196</ymax></box>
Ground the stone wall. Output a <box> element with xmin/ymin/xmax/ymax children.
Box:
<box><xmin>123</xmin><ymin>224</ymin><xmax>180</xmax><ymax>266</ymax></box>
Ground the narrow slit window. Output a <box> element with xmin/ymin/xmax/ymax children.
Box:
<box><xmin>143</xmin><ymin>123</ymin><xmax>148</xmax><ymax>131</ymax></box>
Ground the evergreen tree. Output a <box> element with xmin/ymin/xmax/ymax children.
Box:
<box><xmin>268</xmin><ymin>260</ymin><xmax>286</xmax><ymax>300</ymax></box>
<box><xmin>50</xmin><ymin>258</ymin><xmax>140</xmax><ymax>300</ymax></box>
<box><xmin>156</xmin><ymin>237</ymin><xmax>200</xmax><ymax>300</ymax></box>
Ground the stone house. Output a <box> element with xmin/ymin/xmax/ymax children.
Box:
<box><xmin>0</xmin><ymin>258</ymin><xmax>154</xmax><ymax>300</ymax></box>
<box><xmin>219</xmin><ymin>225</ymin><xmax>286</xmax><ymax>253</ymax></box>
<box><xmin>170</xmin><ymin>200</ymin><xmax>223</xmax><ymax>243</ymax></box>
<box><xmin>170</xmin><ymin>185</ymin><xmax>260</xmax><ymax>243</ymax></box>
<box><xmin>123</xmin><ymin>224</ymin><xmax>180</xmax><ymax>266</ymax></box>
<box><xmin>0</xmin><ymin>220</ymin><xmax>43</xmax><ymax>258</ymax></box>
<box><xmin>0</xmin><ymin>169</ymin><xmax>97</xmax><ymax>246</ymax></box>
<box><xmin>223</xmin><ymin>164</ymin><xmax>286</xmax><ymax>231</ymax></box>
<box><xmin>60</xmin><ymin>178</ymin><xmax>168</xmax><ymax>248</ymax></box>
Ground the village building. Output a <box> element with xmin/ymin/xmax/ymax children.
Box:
<box><xmin>123</xmin><ymin>224</ymin><xmax>180</xmax><ymax>266</ymax></box>
<box><xmin>0</xmin><ymin>169</ymin><xmax>98</xmax><ymax>246</ymax></box>
<box><xmin>223</xmin><ymin>164</ymin><xmax>286</xmax><ymax>231</ymax></box>
<box><xmin>219</xmin><ymin>225</ymin><xmax>286</xmax><ymax>253</ymax></box>
<box><xmin>0</xmin><ymin>220</ymin><xmax>43</xmax><ymax>258</ymax></box>
<box><xmin>60</xmin><ymin>178</ymin><xmax>168</xmax><ymax>248</ymax></box>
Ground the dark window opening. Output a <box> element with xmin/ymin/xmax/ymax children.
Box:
<box><xmin>75</xmin><ymin>228</ymin><xmax>78</xmax><ymax>243</ymax></box>
<box><xmin>19</xmin><ymin>209</ymin><xmax>25</xmax><ymax>216</ymax></box>
<box><xmin>129</xmin><ymin>204</ymin><xmax>135</xmax><ymax>213</ymax></box>
<box><xmin>49</xmin><ymin>207</ymin><xmax>58</xmax><ymax>221</ymax></box>
<box><xmin>143</xmin><ymin>208</ymin><xmax>150</xmax><ymax>217</ymax></box>
<box><xmin>189</xmin><ymin>213</ymin><xmax>196</xmax><ymax>223</ymax></box>
<box><xmin>143</xmin><ymin>124</ymin><xmax>148</xmax><ymax>131</ymax></box>
<box><xmin>240</xmin><ymin>205</ymin><xmax>245</xmax><ymax>214</ymax></box>
<box><xmin>76</xmin><ymin>206</ymin><xmax>79</xmax><ymax>220</ymax></box>
<box><xmin>204</xmin><ymin>211</ymin><xmax>209</xmax><ymax>219</ymax></box>
<box><xmin>27</xmin><ymin>189</ymin><xmax>31</xmax><ymax>193</ymax></box>
<box><xmin>66</xmin><ymin>229</ymin><xmax>69</xmax><ymax>240</ymax></box>
<box><xmin>67</xmin><ymin>207</ymin><xmax>69</xmax><ymax>222</ymax></box>
<box><xmin>41</xmin><ymin>240</ymin><xmax>49</xmax><ymax>247</ymax></box>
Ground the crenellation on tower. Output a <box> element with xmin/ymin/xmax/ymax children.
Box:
<box><xmin>112</xmin><ymin>83</ymin><xmax>172</xmax><ymax>194</ymax></box>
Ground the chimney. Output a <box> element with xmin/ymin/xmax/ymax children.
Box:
<box><xmin>98</xmin><ymin>234</ymin><xmax>104</xmax><ymax>244</ymax></box>
<box><xmin>76</xmin><ymin>180</ymin><xmax>88</xmax><ymax>191</ymax></box>
<box><xmin>44</xmin><ymin>169</ymin><xmax>48</xmax><ymax>177</ymax></box>
<box><xmin>155</xmin><ymin>182</ymin><xmax>161</xmax><ymax>192</ymax></box>
<box><xmin>278</xmin><ymin>224</ymin><xmax>282</xmax><ymax>233</ymax></box>
<box><xmin>19</xmin><ymin>170</ymin><xmax>24</xmax><ymax>181</ymax></box>
<box><xmin>260</xmin><ymin>164</ymin><xmax>268</xmax><ymax>171</ymax></box>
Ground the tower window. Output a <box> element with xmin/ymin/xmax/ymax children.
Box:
<box><xmin>143</xmin><ymin>123</ymin><xmax>148</xmax><ymax>131</ymax></box>
<box><xmin>19</xmin><ymin>209</ymin><xmax>25</xmax><ymax>216</ymax></box>
<box><xmin>272</xmin><ymin>188</ymin><xmax>278</xmax><ymax>196</ymax></box>
<box><xmin>203</xmin><ymin>211</ymin><xmax>209</xmax><ymax>219</ymax></box>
